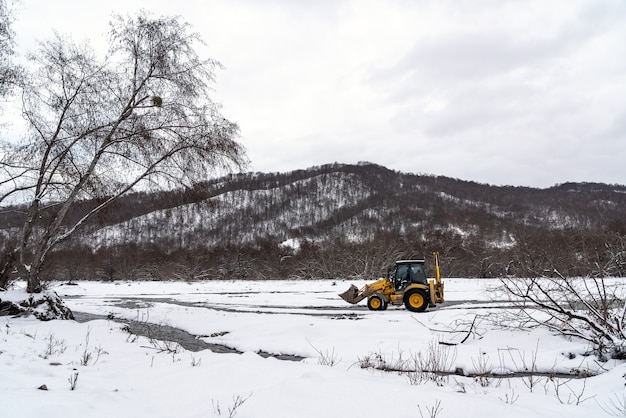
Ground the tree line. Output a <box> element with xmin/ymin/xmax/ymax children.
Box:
<box><xmin>3</xmin><ymin>163</ymin><xmax>624</xmax><ymax>284</ymax></box>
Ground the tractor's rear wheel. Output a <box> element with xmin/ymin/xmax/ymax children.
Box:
<box><xmin>404</xmin><ymin>289</ymin><xmax>428</xmax><ymax>312</ymax></box>
<box><xmin>367</xmin><ymin>294</ymin><xmax>386</xmax><ymax>311</ymax></box>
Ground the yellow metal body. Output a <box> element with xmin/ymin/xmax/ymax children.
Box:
<box><xmin>386</xmin><ymin>283</ymin><xmax>429</xmax><ymax>306</ymax></box>
<box><xmin>338</xmin><ymin>252</ymin><xmax>444</xmax><ymax>312</ymax></box>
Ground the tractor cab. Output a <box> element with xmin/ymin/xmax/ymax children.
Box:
<box><xmin>392</xmin><ymin>260</ymin><xmax>428</xmax><ymax>290</ymax></box>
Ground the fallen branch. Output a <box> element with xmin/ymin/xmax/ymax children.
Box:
<box><xmin>413</xmin><ymin>314</ymin><xmax>480</xmax><ymax>346</ymax></box>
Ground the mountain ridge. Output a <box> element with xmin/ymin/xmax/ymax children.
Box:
<box><xmin>2</xmin><ymin>162</ymin><xmax>625</xmax><ymax>280</ymax></box>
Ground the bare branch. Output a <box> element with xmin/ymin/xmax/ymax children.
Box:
<box><xmin>498</xmin><ymin>274</ymin><xmax>626</xmax><ymax>359</ymax></box>
<box><xmin>1</xmin><ymin>11</ymin><xmax>247</xmax><ymax>292</ymax></box>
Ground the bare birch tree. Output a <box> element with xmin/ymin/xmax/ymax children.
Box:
<box><xmin>2</xmin><ymin>12</ymin><xmax>246</xmax><ymax>292</ymax></box>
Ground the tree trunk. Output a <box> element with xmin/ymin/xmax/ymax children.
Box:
<box><xmin>26</xmin><ymin>265</ymin><xmax>42</xmax><ymax>293</ymax></box>
<box><xmin>0</xmin><ymin>243</ymin><xmax>17</xmax><ymax>290</ymax></box>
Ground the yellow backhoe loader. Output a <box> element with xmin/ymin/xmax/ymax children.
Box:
<box><xmin>339</xmin><ymin>252</ymin><xmax>443</xmax><ymax>312</ymax></box>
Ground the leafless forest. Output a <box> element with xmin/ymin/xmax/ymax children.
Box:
<box><xmin>1</xmin><ymin>163</ymin><xmax>625</xmax><ymax>283</ymax></box>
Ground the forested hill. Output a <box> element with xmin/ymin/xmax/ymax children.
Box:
<box><xmin>2</xmin><ymin>162</ymin><xmax>625</xmax><ymax>280</ymax></box>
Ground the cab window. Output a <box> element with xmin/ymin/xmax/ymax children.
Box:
<box><xmin>409</xmin><ymin>264</ymin><xmax>427</xmax><ymax>284</ymax></box>
<box><xmin>394</xmin><ymin>264</ymin><xmax>410</xmax><ymax>289</ymax></box>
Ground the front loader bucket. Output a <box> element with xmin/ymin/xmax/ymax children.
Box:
<box><xmin>339</xmin><ymin>284</ymin><xmax>363</xmax><ymax>304</ymax></box>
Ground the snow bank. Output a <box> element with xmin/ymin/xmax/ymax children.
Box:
<box><xmin>1</xmin><ymin>279</ymin><xmax>624</xmax><ymax>417</ymax></box>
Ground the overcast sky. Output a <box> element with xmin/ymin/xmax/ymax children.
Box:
<box><xmin>10</xmin><ymin>0</ymin><xmax>626</xmax><ymax>188</ymax></box>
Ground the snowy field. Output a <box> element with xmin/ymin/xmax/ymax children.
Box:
<box><xmin>2</xmin><ymin>278</ymin><xmax>625</xmax><ymax>418</ymax></box>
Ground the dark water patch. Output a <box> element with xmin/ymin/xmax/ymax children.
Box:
<box><xmin>73</xmin><ymin>311</ymin><xmax>304</xmax><ymax>361</ymax></box>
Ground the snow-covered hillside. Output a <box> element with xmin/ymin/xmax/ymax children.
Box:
<box><xmin>2</xmin><ymin>163</ymin><xmax>625</xmax><ymax>280</ymax></box>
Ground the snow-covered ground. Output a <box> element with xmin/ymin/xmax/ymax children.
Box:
<box><xmin>1</xmin><ymin>278</ymin><xmax>625</xmax><ymax>418</ymax></box>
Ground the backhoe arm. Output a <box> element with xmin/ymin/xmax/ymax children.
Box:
<box><xmin>430</xmin><ymin>251</ymin><xmax>444</xmax><ymax>304</ymax></box>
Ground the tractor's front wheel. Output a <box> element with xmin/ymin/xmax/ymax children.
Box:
<box><xmin>404</xmin><ymin>289</ymin><xmax>428</xmax><ymax>312</ymax></box>
<box><xmin>367</xmin><ymin>294</ymin><xmax>386</xmax><ymax>311</ymax></box>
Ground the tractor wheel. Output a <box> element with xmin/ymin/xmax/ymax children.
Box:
<box><xmin>367</xmin><ymin>294</ymin><xmax>386</xmax><ymax>311</ymax></box>
<box><xmin>404</xmin><ymin>289</ymin><xmax>428</xmax><ymax>312</ymax></box>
